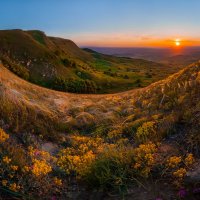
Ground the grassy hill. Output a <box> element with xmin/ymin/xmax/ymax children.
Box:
<box><xmin>0</xmin><ymin>29</ymin><xmax>186</xmax><ymax>93</ymax></box>
<box><xmin>0</xmin><ymin>60</ymin><xmax>200</xmax><ymax>199</ymax></box>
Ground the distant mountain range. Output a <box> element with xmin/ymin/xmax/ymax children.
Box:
<box><xmin>88</xmin><ymin>46</ymin><xmax>200</xmax><ymax>67</ymax></box>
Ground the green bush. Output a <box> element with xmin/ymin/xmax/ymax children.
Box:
<box><xmin>52</xmin><ymin>77</ymin><xmax>97</xmax><ymax>93</ymax></box>
<box><xmin>1</xmin><ymin>55</ymin><xmax>29</xmax><ymax>80</ymax></box>
<box><xmin>135</xmin><ymin>121</ymin><xmax>158</xmax><ymax>143</ymax></box>
<box><xmin>61</xmin><ymin>58</ymin><xmax>71</xmax><ymax>66</ymax></box>
<box><xmin>76</xmin><ymin>70</ymin><xmax>92</xmax><ymax>80</ymax></box>
<box><xmin>135</xmin><ymin>78</ymin><xmax>141</xmax><ymax>87</ymax></box>
<box><xmin>61</xmin><ymin>58</ymin><xmax>77</xmax><ymax>68</ymax></box>
<box><xmin>84</xmin><ymin>146</ymin><xmax>136</xmax><ymax>194</ymax></box>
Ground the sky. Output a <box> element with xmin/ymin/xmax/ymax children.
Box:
<box><xmin>1</xmin><ymin>0</ymin><xmax>200</xmax><ymax>47</ymax></box>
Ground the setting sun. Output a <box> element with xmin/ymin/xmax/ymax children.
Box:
<box><xmin>175</xmin><ymin>39</ymin><xmax>181</xmax><ymax>46</ymax></box>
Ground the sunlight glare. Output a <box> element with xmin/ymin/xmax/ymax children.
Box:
<box><xmin>175</xmin><ymin>39</ymin><xmax>181</xmax><ymax>46</ymax></box>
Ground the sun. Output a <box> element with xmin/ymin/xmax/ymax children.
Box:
<box><xmin>175</xmin><ymin>39</ymin><xmax>181</xmax><ymax>46</ymax></box>
<box><xmin>175</xmin><ymin>41</ymin><xmax>180</xmax><ymax>46</ymax></box>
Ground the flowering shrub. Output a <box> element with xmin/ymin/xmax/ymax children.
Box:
<box><xmin>0</xmin><ymin>128</ymin><xmax>9</xmax><ymax>143</ymax></box>
<box><xmin>83</xmin><ymin>142</ymin><xmax>159</xmax><ymax>195</ymax></box>
<box><xmin>184</xmin><ymin>153</ymin><xmax>195</xmax><ymax>166</ymax></box>
<box><xmin>9</xmin><ymin>183</ymin><xmax>21</xmax><ymax>192</ymax></box>
<box><xmin>133</xmin><ymin>142</ymin><xmax>158</xmax><ymax>177</ymax></box>
<box><xmin>1</xmin><ymin>156</ymin><xmax>21</xmax><ymax>192</ymax></box>
<box><xmin>57</xmin><ymin>136</ymin><xmax>104</xmax><ymax>176</ymax></box>
<box><xmin>32</xmin><ymin>159</ymin><xmax>52</xmax><ymax>177</ymax></box>
<box><xmin>53</xmin><ymin>177</ymin><xmax>62</xmax><ymax>186</ymax></box>
<box><xmin>135</xmin><ymin>121</ymin><xmax>158</xmax><ymax>143</ymax></box>
<box><xmin>164</xmin><ymin>154</ymin><xmax>195</xmax><ymax>187</ymax></box>
<box><xmin>0</xmin><ymin>129</ymin><xmax>65</xmax><ymax>198</ymax></box>
<box><xmin>167</xmin><ymin>156</ymin><xmax>182</xmax><ymax>168</ymax></box>
<box><xmin>0</xmin><ymin>127</ymin><xmax>197</xmax><ymax>198</ymax></box>
<box><xmin>173</xmin><ymin>168</ymin><xmax>187</xmax><ymax>179</ymax></box>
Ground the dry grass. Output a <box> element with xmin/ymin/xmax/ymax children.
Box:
<box><xmin>0</xmin><ymin>61</ymin><xmax>200</xmax><ymax>135</ymax></box>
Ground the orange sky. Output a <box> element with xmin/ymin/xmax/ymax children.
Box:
<box><xmin>79</xmin><ymin>38</ymin><xmax>200</xmax><ymax>48</ymax></box>
<box><xmin>63</xmin><ymin>33</ymin><xmax>200</xmax><ymax>47</ymax></box>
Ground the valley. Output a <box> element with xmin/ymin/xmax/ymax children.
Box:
<box><xmin>0</xmin><ymin>30</ymin><xmax>186</xmax><ymax>94</ymax></box>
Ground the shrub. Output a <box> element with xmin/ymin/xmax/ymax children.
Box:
<box><xmin>75</xmin><ymin>112</ymin><xmax>95</xmax><ymax>129</ymax></box>
<box><xmin>135</xmin><ymin>78</ymin><xmax>141</xmax><ymax>87</ymax></box>
<box><xmin>0</xmin><ymin>135</ymin><xmax>63</xmax><ymax>199</ymax></box>
<box><xmin>133</xmin><ymin>142</ymin><xmax>158</xmax><ymax>178</ymax></box>
<box><xmin>84</xmin><ymin>142</ymin><xmax>158</xmax><ymax>194</ymax></box>
<box><xmin>122</xmin><ymin>117</ymin><xmax>148</xmax><ymax>137</ymax></box>
<box><xmin>123</xmin><ymin>74</ymin><xmax>129</xmax><ymax>79</ymax></box>
<box><xmin>52</xmin><ymin>77</ymin><xmax>97</xmax><ymax>93</ymax></box>
<box><xmin>1</xmin><ymin>55</ymin><xmax>30</xmax><ymax>80</ymax></box>
<box><xmin>0</xmin><ymin>128</ymin><xmax>9</xmax><ymax>143</ymax></box>
<box><xmin>145</xmin><ymin>72</ymin><xmax>152</xmax><ymax>78</ymax></box>
<box><xmin>76</xmin><ymin>70</ymin><xmax>92</xmax><ymax>80</ymax></box>
<box><xmin>57</xmin><ymin>136</ymin><xmax>104</xmax><ymax>176</ymax></box>
<box><xmin>135</xmin><ymin>121</ymin><xmax>158</xmax><ymax>143</ymax></box>
<box><xmin>84</xmin><ymin>145</ymin><xmax>135</xmax><ymax>194</ymax></box>
<box><xmin>163</xmin><ymin>154</ymin><xmax>195</xmax><ymax>187</ymax></box>
<box><xmin>61</xmin><ymin>58</ymin><xmax>71</xmax><ymax>66</ymax></box>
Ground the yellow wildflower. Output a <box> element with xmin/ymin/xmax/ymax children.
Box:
<box><xmin>133</xmin><ymin>142</ymin><xmax>157</xmax><ymax>178</ymax></box>
<box><xmin>141</xmin><ymin>167</ymin><xmax>151</xmax><ymax>178</ymax></box>
<box><xmin>144</xmin><ymin>153</ymin><xmax>154</xmax><ymax>166</ymax></box>
<box><xmin>9</xmin><ymin>183</ymin><xmax>20</xmax><ymax>192</ymax></box>
<box><xmin>185</xmin><ymin>153</ymin><xmax>195</xmax><ymax>166</ymax></box>
<box><xmin>57</xmin><ymin>136</ymin><xmax>101</xmax><ymax>176</ymax></box>
<box><xmin>53</xmin><ymin>177</ymin><xmax>62</xmax><ymax>186</ymax></box>
<box><xmin>133</xmin><ymin>163</ymin><xmax>141</xmax><ymax>169</ymax></box>
<box><xmin>136</xmin><ymin>121</ymin><xmax>157</xmax><ymax>143</ymax></box>
<box><xmin>167</xmin><ymin>156</ymin><xmax>181</xmax><ymax>168</ymax></box>
<box><xmin>10</xmin><ymin>165</ymin><xmax>18</xmax><ymax>171</ymax></box>
<box><xmin>173</xmin><ymin>168</ymin><xmax>187</xmax><ymax>178</ymax></box>
<box><xmin>32</xmin><ymin>159</ymin><xmax>52</xmax><ymax>177</ymax></box>
<box><xmin>3</xmin><ymin>156</ymin><xmax>11</xmax><ymax>164</ymax></box>
<box><xmin>22</xmin><ymin>166</ymin><xmax>30</xmax><ymax>173</ymax></box>
<box><xmin>9</xmin><ymin>174</ymin><xmax>14</xmax><ymax>178</ymax></box>
<box><xmin>28</xmin><ymin>146</ymin><xmax>35</xmax><ymax>157</ymax></box>
<box><xmin>0</xmin><ymin>128</ymin><xmax>9</xmax><ymax>143</ymax></box>
<box><xmin>2</xmin><ymin>180</ymin><xmax>7</xmax><ymax>186</ymax></box>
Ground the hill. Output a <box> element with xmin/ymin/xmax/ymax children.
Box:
<box><xmin>0</xmin><ymin>29</ymin><xmax>186</xmax><ymax>93</ymax></box>
<box><xmin>0</xmin><ymin>60</ymin><xmax>200</xmax><ymax>199</ymax></box>
<box><xmin>0</xmin><ymin>60</ymin><xmax>199</xmax><ymax>140</ymax></box>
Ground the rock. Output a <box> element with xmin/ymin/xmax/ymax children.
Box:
<box><xmin>27</xmin><ymin>60</ymin><xmax>31</xmax><ymax>67</ymax></box>
<box><xmin>185</xmin><ymin>160</ymin><xmax>200</xmax><ymax>184</ymax></box>
<box><xmin>41</xmin><ymin>142</ymin><xmax>58</xmax><ymax>155</ymax></box>
<box><xmin>75</xmin><ymin>112</ymin><xmax>95</xmax><ymax>128</ymax></box>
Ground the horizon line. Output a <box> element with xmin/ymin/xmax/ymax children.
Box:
<box><xmin>80</xmin><ymin>45</ymin><xmax>200</xmax><ymax>49</ymax></box>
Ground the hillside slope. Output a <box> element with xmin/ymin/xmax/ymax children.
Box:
<box><xmin>0</xmin><ymin>61</ymin><xmax>199</xmax><ymax>140</ymax></box>
<box><xmin>0</xmin><ymin>29</ymin><xmax>185</xmax><ymax>93</ymax></box>
<box><xmin>0</xmin><ymin>62</ymin><xmax>200</xmax><ymax>199</ymax></box>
